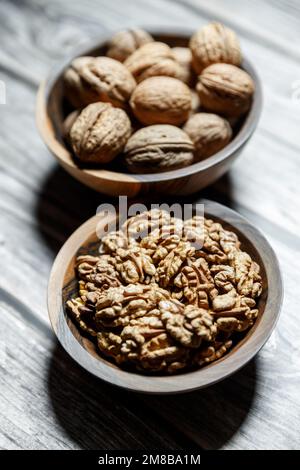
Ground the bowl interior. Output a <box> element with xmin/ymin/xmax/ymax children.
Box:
<box><xmin>45</xmin><ymin>31</ymin><xmax>261</xmax><ymax>182</ymax></box>
<box><xmin>61</xmin><ymin>208</ymin><xmax>268</xmax><ymax>377</ymax></box>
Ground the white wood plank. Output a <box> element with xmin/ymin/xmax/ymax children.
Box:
<box><xmin>0</xmin><ymin>0</ymin><xmax>299</xmax><ymax>450</ymax></box>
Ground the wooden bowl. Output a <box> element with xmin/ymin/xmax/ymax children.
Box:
<box><xmin>48</xmin><ymin>200</ymin><xmax>282</xmax><ymax>394</ymax></box>
<box><xmin>37</xmin><ymin>27</ymin><xmax>262</xmax><ymax>197</ymax></box>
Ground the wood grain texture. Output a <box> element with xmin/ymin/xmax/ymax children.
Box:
<box><xmin>0</xmin><ymin>0</ymin><xmax>299</xmax><ymax>450</ymax></box>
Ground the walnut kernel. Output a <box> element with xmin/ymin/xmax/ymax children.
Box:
<box><xmin>67</xmin><ymin>209</ymin><xmax>263</xmax><ymax>374</ymax></box>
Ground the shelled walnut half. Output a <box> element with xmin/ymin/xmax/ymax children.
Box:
<box><xmin>67</xmin><ymin>209</ymin><xmax>263</xmax><ymax>374</ymax></box>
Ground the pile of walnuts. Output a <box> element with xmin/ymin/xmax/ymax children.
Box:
<box><xmin>63</xmin><ymin>23</ymin><xmax>255</xmax><ymax>173</ymax></box>
<box><xmin>67</xmin><ymin>209</ymin><xmax>263</xmax><ymax>373</ymax></box>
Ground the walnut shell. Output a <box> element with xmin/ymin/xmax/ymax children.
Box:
<box><xmin>63</xmin><ymin>57</ymin><xmax>94</xmax><ymax>108</ymax></box>
<box><xmin>172</xmin><ymin>47</ymin><xmax>196</xmax><ymax>86</ymax></box>
<box><xmin>124</xmin><ymin>41</ymin><xmax>182</xmax><ymax>83</ymax></box>
<box><xmin>63</xmin><ymin>56</ymin><xmax>136</xmax><ymax>109</ymax></box>
<box><xmin>124</xmin><ymin>124</ymin><xmax>194</xmax><ymax>173</ymax></box>
<box><xmin>106</xmin><ymin>29</ymin><xmax>153</xmax><ymax>62</ymax></box>
<box><xmin>70</xmin><ymin>102</ymin><xmax>131</xmax><ymax>163</ymax></box>
<box><xmin>196</xmin><ymin>63</ymin><xmax>255</xmax><ymax>117</ymax></box>
<box><xmin>183</xmin><ymin>113</ymin><xmax>232</xmax><ymax>160</ymax></box>
<box><xmin>130</xmin><ymin>76</ymin><xmax>192</xmax><ymax>126</ymax></box>
<box><xmin>190</xmin><ymin>22</ymin><xmax>242</xmax><ymax>73</ymax></box>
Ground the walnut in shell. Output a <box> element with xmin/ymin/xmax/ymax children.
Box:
<box><xmin>190</xmin><ymin>22</ymin><xmax>242</xmax><ymax>73</ymax></box>
<box><xmin>70</xmin><ymin>102</ymin><xmax>131</xmax><ymax>163</ymax></box>
<box><xmin>106</xmin><ymin>29</ymin><xmax>154</xmax><ymax>62</ymax></box>
<box><xmin>196</xmin><ymin>63</ymin><xmax>255</xmax><ymax>117</ymax></box>
<box><xmin>63</xmin><ymin>56</ymin><xmax>136</xmax><ymax>109</ymax></box>
<box><xmin>63</xmin><ymin>56</ymin><xmax>94</xmax><ymax>108</ymax></box>
<box><xmin>172</xmin><ymin>47</ymin><xmax>196</xmax><ymax>86</ymax></box>
<box><xmin>124</xmin><ymin>41</ymin><xmax>182</xmax><ymax>83</ymax></box>
<box><xmin>130</xmin><ymin>76</ymin><xmax>192</xmax><ymax>126</ymax></box>
<box><xmin>183</xmin><ymin>112</ymin><xmax>232</xmax><ymax>160</ymax></box>
<box><xmin>124</xmin><ymin>125</ymin><xmax>194</xmax><ymax>173</ymax></box>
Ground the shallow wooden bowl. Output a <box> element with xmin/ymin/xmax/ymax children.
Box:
<box><xmin>48</xmin><ymin>200</ymin><xmax>282</xmax><ymax>394</ymax></box>
<box><xmin>37</xmin><ymin>27</ymin><xmax>262</xmax><ymax>197</ymax></box>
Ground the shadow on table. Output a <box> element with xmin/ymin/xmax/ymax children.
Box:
<box><xmin>35</xmin><ymin>165</ymin><xmax>113</xmax><ymax>254</ymax></box>
<box><xmin>48</xmin><ymin>341</ymin><xmax>257</xmax><ymax>450</ymax></box>
<box><xmin>40</xmin><ymin>164</ymin><xmax>251</xmax><ymax>448</ymax></box>
<box><xmin>35</xmin><ymin>164</ymin><xmax>235</xmax><ymax>255</ymax></box>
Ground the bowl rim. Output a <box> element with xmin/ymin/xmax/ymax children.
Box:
<box><xmin>37</xmin><ymin>25</ymin><xmax>263</xmax><ymax>185</ymax></box>
<box><xmin>47</xmin><ymin>199</ymin><xmax>283</xmax><ymax>394</ymax></box>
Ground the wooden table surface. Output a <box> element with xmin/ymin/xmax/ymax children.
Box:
<box><xmin>0</xmin><ymin>0</ymin><xmax>300</xmax><ymax>450</ymax></box>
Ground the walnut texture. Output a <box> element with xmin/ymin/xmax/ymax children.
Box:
<box><xmin>67</xmin><ymin>209</ymin><xmax>263</xmax><ymax>374</ymax></box>
<box><xmin>63</xmin><ymin>56</ymin><xmax>136</xmax><ymax>109</ymax></box>
<box><xmin>124</xmin><ymin>125</ymin><xmax>194</xmax><ymax>173</ymax></box>
<box><xmin>61</xmin><ymin>24</ymin><xmax>254</xmax><ymax>172</ymax></box>
<box><xmin>196</xmin><ymin>63</ymin><xmax>255</xmax><ymax>117</ymax></box>
<box><xmin>107</xmin><ymin>29</ymin><xmax>154</xmax><ymax>62</ymax></box>
<box><xmin>183</xmin><ymin>113</ymin><xmax>232</xmax><ymax>160</ymax></box>
<box><xmin>160</xmin><ymin>300</ymin><xmax>217</xmax><ymax>348</ymax></box>
<box><xmin>130</xmin><ymin>76</ymin><xmax>192</xmax><ymax>126</ymax></box>
<box><xmin>190</xmin><ymin>22</ymin><xmax>242</xmax><ymax>74</ymax></box>
<box><xmin>124</xmin><ymin>41</ymin><xmax>182</xmax><ymax>83</ymax></box>
<box><xmin>70</xmin><ymin>102</ymin><xmax>131</xmax><ymax>163</ymax></box>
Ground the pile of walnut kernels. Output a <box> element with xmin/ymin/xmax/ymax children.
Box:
<box><xmin>63</xmin><ymin>23</ymin><xmax>255</xmax><ymax>173</ymax></box>
<box><xmin>67</xmin><ymin>210</ymin><xmax>263</xmax><ymax>373</ymax></box>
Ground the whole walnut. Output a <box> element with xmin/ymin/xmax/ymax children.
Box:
<box><xmin>172</xmin><ymin>47</ymin><xmax>196</xmax><ymax>86</ymax></box>
<box><xmin>196</xmin><ymin>63</ymin><xmax>255</xmax><ymax>117</ymax></box>
<box><xmin>70</xmin><ymin>102</ymin><xmax>131</xmax><ymax>163</ymax></box>
<box><xmin>106</xmin><ymin>29</ymin><xmax>154</xmax><ymax>62</ymax></box>
<box><xmin>63</xmin><ymin>56</ymin><xmax>136</xmax><ymax>109</ymax></box>
<box><xmin>130</xmin><ymin>76</ymin><xmax>192</xmax><ymax>126</ymax></box>
<box><xmin>190</xmin><ymin>22</ymin><xmax>242</xmax><ymax>73</ymax></box>
<box><xmin>183</xmin><ymin>113</ymin><xmax>232</xmax><ymax>160</ymax></box>
<box><xmin>124</xmin><ymin>124</ymin><xmax>194</xmax><ymax>173</ymax></box>
<box><xmin>63</xmin><ymin>57</ymin><xmax>94</xmax><ymax>108</ymax></box>
<box><xmin>124</xmin><ymin>42</ymin><xmax>182</xmax><ymax>83</ymax></box>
